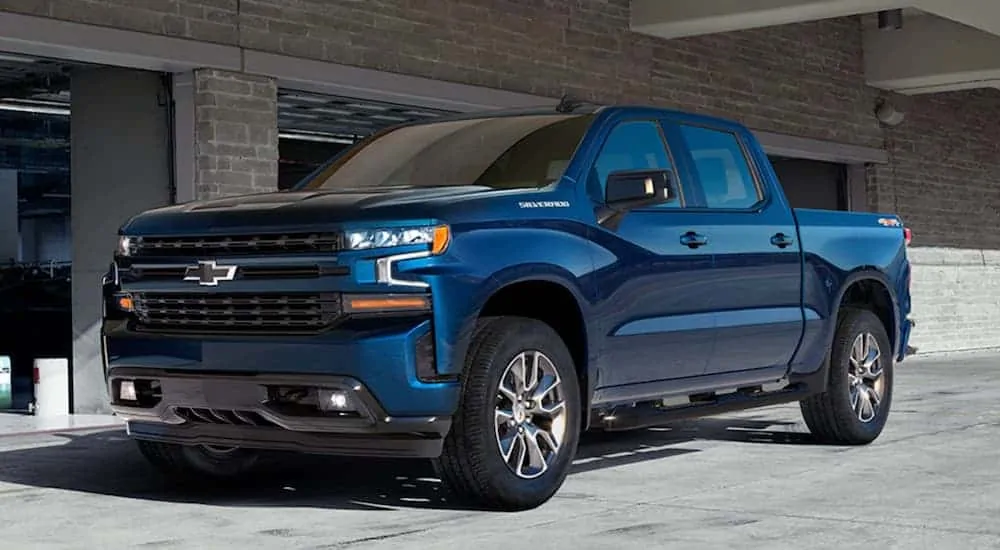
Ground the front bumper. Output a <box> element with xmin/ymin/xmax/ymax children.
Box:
<box><xmin>103</xmin><ymin>313</ymin><xmax>463</xmax><ymax>458</ymax></box>
<box><xmin>103</xmin><ymin>315</ymin><xmax>461</xmax><ymax>417</ymax></box>
<box><xmin>108</xmin><ymin>367</ymin><xmax>452</xmax><ymax>458</ymax></box>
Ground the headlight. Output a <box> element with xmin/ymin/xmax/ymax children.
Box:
<box><xmin>345</xmin><ymin>225</ymin><xmax>450</xmax><ymax>255</ymax></box>
<box><xmin>116</xmin><ymin>235</ymin><xmax>133</xmax><ymax>257</ymax></box>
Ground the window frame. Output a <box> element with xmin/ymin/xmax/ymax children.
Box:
<box><xmin>586</xmin><ymin>117</ymin><xmax>689</xmax><ymax>209</ymax></box>
<box><xmin>670</xmin><ymin>121</ymin><xmax>772</xmax><ymax>214</ymax></box>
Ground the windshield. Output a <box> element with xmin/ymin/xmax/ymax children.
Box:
<box><xmin>297</xmin><ymin>113</ymin><xmax>595</xmax><ymax>192</ymax></box>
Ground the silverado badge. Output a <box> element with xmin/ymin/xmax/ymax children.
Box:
<box><xmin>183</xmin><ymin>260</ymin><xmax>238</xmax><ymax>286</ymax></box>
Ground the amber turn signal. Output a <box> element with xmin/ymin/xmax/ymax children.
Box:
<box><xmin>431</xmin><ymin>225</ymin><xmax>451</xmax><ymax>255</ymax></box>
<box><xmin>116</xmin><ymin>294</ymin><xmax>134</xmax><ymax>312</ymax></box>
<box><xmin>343</xmin><ymin>294</ymin><xmax>431</xmax><ymax>314</ymax></box>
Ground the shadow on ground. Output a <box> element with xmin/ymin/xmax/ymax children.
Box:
<box><xmin>0</xmin><ymin>414</ymin><xmax>814</xmax><ymax>511</ymax></box>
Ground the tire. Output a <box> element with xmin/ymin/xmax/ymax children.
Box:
<box><xmin>800</xmin><ymin>307</ymin><xmax>894</xmax><ymax>445</ymax></box>
<box><xmin>434</xmin><ymin>316</ymin><xmax>582</xmax><ymax>511</ymax></box>
<box><xmin>136</xmin><ymin>440</ymin><xmax>260</xmax><ymax>482</ymax></box>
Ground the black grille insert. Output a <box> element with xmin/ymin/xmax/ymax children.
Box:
<box><xmin>132</xmin><ymin>293</ymin><xmax>342</xmax><ymax>334</ymax></box>
<box><xmin>129</xmin><ymin>233</ymin><xmax>343</xmax><ymax>257</ymax></box>
<box><xmin>121</xmin><ymin>264</ymin><xmax>348</xmax><ymax>282</ymax></box>
<box><xmin>175</xmin><ymin>407</ymin><xmax>276</xmax><ymax>427</ymax></box>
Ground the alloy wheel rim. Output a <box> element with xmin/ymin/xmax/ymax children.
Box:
<box><xmin>848</xmin><ymin>332</ymin><xmax>886</xmax><ymax>423</ymax></box>
<box><xmin>493</xmin><ymin>350</ymin><xmax>567</xmax><ymax>479</ymax></box>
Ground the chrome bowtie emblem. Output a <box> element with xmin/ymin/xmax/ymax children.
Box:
<box><xmin>183</xmin><ymin>260</ymin><xmax>238</xmax><ymax>286</ymax></box>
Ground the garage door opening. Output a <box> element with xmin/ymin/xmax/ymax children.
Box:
<box><xmin>276</xmin><ymin>90</ymin><xmax>453</xmax><ymax>190</ymax></box>
<box><xmin>769</xmin><ymin>156</ymin><xmax>849</xmax><ymax>211</ymax></box>
<box><xmin>0</xmin><ymin>51</ymin><xmax>172</xmax><ymax>414</ymax></box>
<box><xmin>0</xmin><ymin>52</ymin><xmax>76</xmax><ymax>412</ymax></box>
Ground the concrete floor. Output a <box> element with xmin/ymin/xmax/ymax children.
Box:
<box><xmin>0</xmin><ymin>352</ymin><xmax>998</xmax><ymax>550</ymax></box>
<box><xmin>0</xmin><ymin>412</ymin><xmax>121</xmax><ymax>436</ymax></box>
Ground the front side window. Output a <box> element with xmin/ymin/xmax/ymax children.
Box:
<box><xmin>297</xmin><ymin>114</ymin><xmax>594</xmax><ymax>192</ymax></box>
<box><xmin>678</xmin><ymin>125</ymin><xmax>762</xmax><ymax>210</ymax></box>
<box><xmin>589</xmin><ymin>120</ymin><xmax>679</xmax><ymax>208</ymax></box>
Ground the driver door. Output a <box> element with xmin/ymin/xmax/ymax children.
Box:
<box><xmin>590</xmin><ymin>119</ymin><xmax>718</xmax><ymax>388</ymax></box>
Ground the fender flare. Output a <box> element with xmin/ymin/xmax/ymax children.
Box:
<box><xmin>825</xmin><ymin>268</ymin><xmax>902</xmax><ymax>358</ymax></box>
<box><xmin>448</xmin><ymin>265</ymin><xmax>594</xmax><ymax>405</ymax></box>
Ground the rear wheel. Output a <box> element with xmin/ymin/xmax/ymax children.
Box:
<box><xmin>800</xmin><ymin>307</ymin><xmax>893</xmax><ymax>445</ymax></box>
<box><xmin>435</xmin><ymin>316</ymin><xmax>582</xmax><ymax>511</ymax></box>
<box><xmin>136</xmin><ymin>440</ymin><xmax>261</xmax><ymax>481</ymax></box>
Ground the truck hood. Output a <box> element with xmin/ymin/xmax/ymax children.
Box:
<box><xmin>121</xmin><ymin>185</ymin><xmax>511</xmax><ymax>235</ymax></box>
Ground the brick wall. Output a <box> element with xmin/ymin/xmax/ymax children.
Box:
<box><xmin>907</xmin><ymin>247</ymin><xmax>1000</xmax><ymax>354</ymax></box>
<box><xmin>871</xmin><ymin>88</ymin><xmax>1000</xmax><ymax>353</ymax></box>
<box><xmin>193</xmin><ymin>68</ymin><xmax>278</xmax><ymax>199</ymax></box>
<box><xmin>11</xmin><ymin>0</ymin><xmax>240</xmax><ymax>44</ymax></box>
<box><xmin>6</xmin><ymin>1</ymin><xmax>883</xmax><ymax>146</ymax></box>
<box><xmin>2</xmin><ymin>1</ymin><xmax>883</xmax><ymax>144</ymax></box>
<box><xmin>871</xmin><ymin>89</ymin><xmax>1000</xmax><ymax>249</ymax></box>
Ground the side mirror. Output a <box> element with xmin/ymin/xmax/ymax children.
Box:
<box><xmin>605</xmin><ymin>169</ymin><xmax>676</xmax><ymax>209</ymax></box>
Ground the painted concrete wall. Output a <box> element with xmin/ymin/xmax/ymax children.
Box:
<box><xmin>908</xmin><ymin>247</ymin><xmax>1000</xmax><ymax>354</ymax></box>
<box><xmin>70</xmin><ymin>67</ymin><xmax>172</xmax><ymax>413</ymax></box>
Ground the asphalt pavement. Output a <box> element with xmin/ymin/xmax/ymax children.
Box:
<box><xmin>1</xmin><ymin>351</ymin><xmax>998</xmax><ymax>549</ymax></box>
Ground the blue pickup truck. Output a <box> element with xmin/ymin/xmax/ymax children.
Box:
<box><xmin>102</xmin><ymin>102</ymin><xmax>912</xmax><ymax>510</ymax></box>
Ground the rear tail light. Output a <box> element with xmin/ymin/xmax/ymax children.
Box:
<box><xmin>903</xmin><ymin>227</ymin><xmax>912</xmax><ymax>246</ymax></box>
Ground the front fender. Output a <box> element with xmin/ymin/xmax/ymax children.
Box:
<box><xmin>406</xmin><ymin>221</ymin><xmax>599</xmax><ymax>378</ymax></box>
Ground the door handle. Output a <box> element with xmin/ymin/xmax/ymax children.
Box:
<box><xmin>680</xmin><ymin>231</ymin><xmax>709</xmax><ymax>249</ymax></box>
<box><xmin>770</xmin><ymin>232</ymin><xmax>795</xmax><ymax>248</ymax></box>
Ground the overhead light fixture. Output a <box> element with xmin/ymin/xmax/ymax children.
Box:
<box><xmin>0</xmin><ymin>102</ymin><xmax>69</xmax><ymax>116</ymax></box>
<box><xmin>278</xmin><ymin>131</ymin><xmax>356</xmax><ymax>144</ymax></box>
<box><xmin>281</xmin><ymin>111</ymin><xmax>320</xmax><ymax>119</ymax></box>
<box><xmin>875</xmin><ymin>97</ymin><xmax>905</xmax><ymax>127</ymax></box>
<box><xmin>0</xmin><ymin>53</ymin><xmax>38</xmax><ymax>63</ymax></box>
<box><xmin>280</xmin><ymin>93</ymin><xmax>330</xmax><ymax>104</ymax></box>
<box><xmin>346</xmin><ymin>103</ymin><xmax>389</xmax><ymax>112</ymax></box>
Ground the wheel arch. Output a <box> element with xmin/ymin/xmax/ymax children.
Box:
<box><xmin>830</xmin><ymin>269</ymin><xmax>900</xmax><ymax>359</ymax></box>
<box><xmin>454</xmin><ymin>269</ymin><xmax>594</xmax><ymax>430</ymax></box>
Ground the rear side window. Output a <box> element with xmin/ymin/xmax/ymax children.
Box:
<box><xmin>678</xmin><ymin>125</ymin><xmax>762</xmax><ymax>210</ymax></box>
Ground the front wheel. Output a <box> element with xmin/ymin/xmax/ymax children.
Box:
<box><xmin>800</xmin><ymin>307</ymin><xmax>894</xmax><ymax>445</ymax></box>
<box><xmin>136</xmin><ymin>440</ymin><xmax>261</xmax><ymax>481</ymax></box>
<box><xmin>434</xmin><ymin>316</ymin><xmax>582</xmax><ymax>511</ymax></box>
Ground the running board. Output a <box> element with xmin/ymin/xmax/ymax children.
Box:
<box><xmin>590</xmin><ymin>382</ymin><xmax>809</xmax><ymax>432</ymax></box>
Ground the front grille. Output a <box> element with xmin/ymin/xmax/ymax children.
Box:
<box><xmin>132</xmin><ymin>293</ymin><xmax>342</xmax><ymax>334</ymax></box>
<box><xmin>129</xmin><ymin>232</ymin><xmax>343</xmax><ymax>257</ymax></box>
<box><xmin>120</xmin><ymin>264</ymin><xmax>349</xmax><ymax>283</ymax></box>
<box><xmin>175</xmin><ymin>407</ymin><xmax>276</xmax><ymax>427</ymax></box>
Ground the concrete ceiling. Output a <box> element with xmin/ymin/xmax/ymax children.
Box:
<box><xmin>631</xmin><ymin>0</ymin><xmax>1000</xmax><ymax>94</ymax></box>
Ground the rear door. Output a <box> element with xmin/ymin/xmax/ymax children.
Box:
<box><xmin>666</xmin><ymin>119</ymin><xmax>804</xmax><ymax>376</ymax></box>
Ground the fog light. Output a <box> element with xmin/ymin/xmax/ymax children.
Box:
<box><xmin>119</xmin><ymin>380</ymin><xmax>137</xmax><ymax>401</ymax></box>
<box><xmin>318</xmin><ymin>389</ymin><xmax>350</xmax><ymax>411</ymax></box>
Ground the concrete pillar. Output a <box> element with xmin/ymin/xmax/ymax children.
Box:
<box><xmin>0</xmin><ymin>170</ymin><xmax>18</xmax><ymax>264</ymax></box>
<box><xmin>192</xmin><ymin>69</ymin><xmax>278</xmax><ymax>199</ymax></box>
<box><xmin>71</xmin><ymin>67</ymin><xmax>172</xmax><ymax>413</ymax></box>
